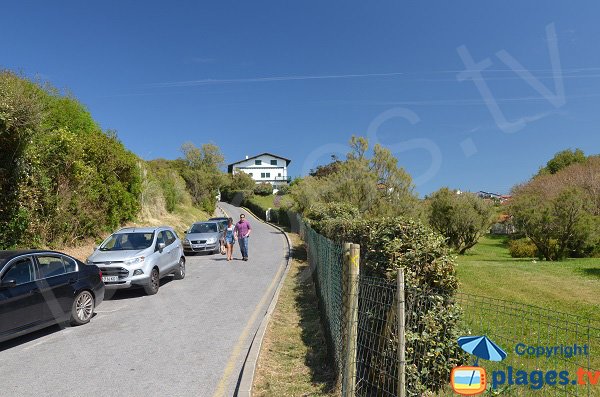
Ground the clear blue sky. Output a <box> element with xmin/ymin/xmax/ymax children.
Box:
<box><xmin>3</xmin><ymin>1</ymin><xmax>600</xmax><ymax>196</ymax></box>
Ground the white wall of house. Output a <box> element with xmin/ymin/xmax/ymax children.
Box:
<box><xmin>231</xmin><ymin>154</ymin><xmax>289</xmax><ymax>185</ymax></box>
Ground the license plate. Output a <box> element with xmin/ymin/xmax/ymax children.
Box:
<box><xmin>102</xmin><ymin>276</ymin><xmax>119</xmax><ymax>282</ymax></box>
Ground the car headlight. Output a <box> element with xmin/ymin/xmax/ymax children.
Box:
<box><xmin>86</xmin><ymin>258</ymin><xmax>93</xmax><ymax>265</ymax></box>
<box><xmin>124</xmin><ymin>256</ymin><xmax>145</xmax><ymax>265</ymax></box>
<box><xmin>206</xmin><ymin>237</ymin><xmax>217</xmax><ymax>244</ymax></box>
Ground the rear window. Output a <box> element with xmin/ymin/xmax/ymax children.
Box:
<box><xmin>37</xmin><ymin>256</ymin><xmax>66</xmax><ymax>278</ymax></box>
<box><xmin>100</xmin><ymin>232</ymin><xmax>155</xmax><ymax>251</ymax></box>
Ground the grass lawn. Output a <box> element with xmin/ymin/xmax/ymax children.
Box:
<box><xmin>247</xmin><ymin>194</ymin><xmax>293</xmax><ymax>210</ymax></box>
<box><xmin>253</xmin><ymin>233</ymin><xmax>337</xmax><ymax>396</ymax></box>
<box><xmin>454</xmin><ymin>237</ymin><xmax>600</xmax><ymax>395</ymax></box>
<box><xmin>457</xmin><ymin>235</ymin><xmax>600</xmax><ymax>322</ymax></box>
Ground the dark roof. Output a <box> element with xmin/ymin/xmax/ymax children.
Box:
<box><xmin>0</xmin><ymin>250</ymin><xmax>47</xmax><ymax>260</ymax></box>
<box><xmin>227</xmin><ymin>153</ymin><xmax>291</xmax><ymax>173</ymax></box>
<box><xmin>0</xmin><ymin>250</ymin><xmax>68</xmax><ymax>267</ymax></box>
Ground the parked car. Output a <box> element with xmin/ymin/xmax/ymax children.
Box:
<box><xmin>183</xmin><ymin>221</ymin><xmax>224</xmax><ymax>255</ymax></box>
<box><xmin>87</xmin><ymin>226</ymin><xmax>185</xmax><ymax>295</ymax></box>
<box><xmin>0</xmin><ymin>250</ymin><xmax>104</xmax><ymax>343</ymax></box>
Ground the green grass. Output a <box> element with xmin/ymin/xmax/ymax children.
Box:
<box><xmin>247</xmin><ymin>194</ymin><xmax>293</xmax><ymax>209</ymax></box>
<box><xmin>454</xmin><ymin>236</ymin><xmax>600</xmax><ymax>396</ymax></box>
<box><xmin>247</xmin><ymin>194</ymin><xmax>277</xmax><ymax>209</ymax></box>
<box><xmin>457</xmin><ymin>235</ymin><xmax>600</xmax><ymax>322</ymax></box>
<box><xmin>253</xmin><ymin>234</ymin><xmax>337</xmax><ymax>396</ymax></box>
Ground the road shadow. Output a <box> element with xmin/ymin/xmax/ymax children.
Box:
<box><xmin>104</xmin><ymin>277</ymin><xmax>175</xmax><ymax>300</ymax></box>
<box><xmin>0</xmin><ymin>324</ymin><xmax>64</xmax><ymax>352</ymax></box>
<box><xmin>292</xmin><ymin>242</ymin><xmax>338</xmax><ymax>393</ymax></box>
<box><xmin>0</xmin><ymin>312</ymin><xmax>98</xmax><ymax>352</ymax></box>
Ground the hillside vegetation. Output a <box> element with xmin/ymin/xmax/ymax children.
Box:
<box><xmin>0</xmin><ymin>71</ymin><xmax>222</xmax><ymax>250</ymax></box>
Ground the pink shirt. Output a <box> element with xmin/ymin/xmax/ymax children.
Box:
<box><xmin>235</xmin><ymin>220</ymin><xmax>251</xmax><ymax>237</ymax></box>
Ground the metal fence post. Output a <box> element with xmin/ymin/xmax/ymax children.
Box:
<box><xmin>344</xmin><ymin>243</ymin><xmax>360</xmax><ymax>396</ymax></box>
<box><xmin>397</xmin><ymin>268</ymin><xmax>406</xmax><ymax>397</ymax></box>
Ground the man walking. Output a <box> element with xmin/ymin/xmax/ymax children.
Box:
<box><xmin>235</xmin><ymin>213</ymin><xmax>252</xmax><ymax>261</ymax></box>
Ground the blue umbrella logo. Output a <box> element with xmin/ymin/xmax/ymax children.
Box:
<box><xmin>458</xmin><ymin>335</ymin><xmax>507</xmax><ymax>365</ymax></box>
<box><xmin>457</xmin><ymin>336</ymin><xmax>507</xmax><ymax>388</ymax></box>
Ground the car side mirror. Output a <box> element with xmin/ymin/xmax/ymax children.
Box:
<box><xmin>0</xmin><ymin>279</ymin><xmax>16</xmax><ymax>289</ymax></box>
<box><xmin>157</xmin><ymin>242</ymin><xmax>166</xmax><ymax>252</ymax></box>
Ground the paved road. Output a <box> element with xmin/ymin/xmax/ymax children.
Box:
<box><xmin>0</xmin><ymin>202</ymin><xmax>288</xmax><ymax>397</ymax></box>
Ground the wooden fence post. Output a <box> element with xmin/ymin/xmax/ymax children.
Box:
<box><xmin>397</xmin><ymin>268</ymin><xmax>406</xmax><ymax>397</ymax></box>
<box><xmin>344</xmin><ymin>243</ymin><xmax>360</xmax><ymax>396</ymax></box>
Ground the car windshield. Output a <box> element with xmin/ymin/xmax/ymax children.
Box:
<box><xmin>100</xmin><ymin>232</ymin><xmax>155</xmax><ymax>251</ymax></box>
<box><xmin>190</xmin><ymin>223</ymin><xmax>218</xmax><ymax>233</ymax></box>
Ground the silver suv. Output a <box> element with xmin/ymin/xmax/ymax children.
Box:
<box><xmin>87</xmin><ymin>226</ymin><xmax>185</xmax><ymax>295</ymax></box>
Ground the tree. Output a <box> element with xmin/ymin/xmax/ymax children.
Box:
<box><xmin>291</xmin><ymin>136</ymin><xmax>418</xmax><ymax>219</ymax></box>
<box><xmin>427</xmin><ymin>188</ymin><xmax>495</xmax><ymax>254</ymax></box>
<box><xmin>226</xmin><ymin>170</ymin><xmax>256</xmax><ymax>191</ymax></box>
<box><xmin>510</xmin><ymin>169</ymin><xmax>599</xmax><ymax>260</ymax></box>
<box><xmin>178</xmin><ymin>142</ymin><xmax>225</xmax><ymax>213</ymax></box>
<box><xmin>309</xmin><ymin>155</ymin><xmax>342</xmax><ymax>178</ymax></box>
<box><xmin>538</xmin><ymin>148</ymin><xmax>586</xmax><ymax>176</ymax></box>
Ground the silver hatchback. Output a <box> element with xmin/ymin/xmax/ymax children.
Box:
<box><xmin>87</xmin><ymin>226</ymin><xmax>185</xmax><ymax>295</ymax></box>
<box><xmin>182</xmin><ymin>221</ymin><xmax>223</xmax><ymax>254</ymax></box>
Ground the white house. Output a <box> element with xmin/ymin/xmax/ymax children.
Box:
<box><xmin>227</xmin><ymin>153</ymin><xmax>291</xmax><ymax>187</ymax></box>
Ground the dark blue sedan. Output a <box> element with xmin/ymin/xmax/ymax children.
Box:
<box><xmin>0</xmin><ymin>250</ymin><xmax>105</xmax><ymax>343</ymax></box>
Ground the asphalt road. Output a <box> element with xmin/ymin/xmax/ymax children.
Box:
<box><xmin>0</xmin><ymin>202</ymin><xmax>288</xmax><ymax>397</ymax></box>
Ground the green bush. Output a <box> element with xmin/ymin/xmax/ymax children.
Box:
<box><xmin>305</xmin><ymin>202</ymin><xmax>360</xmax><ymax>224</ymax></box>
<box><xmin>275</xmin><ymin>184</ymin><xmax>290</xmax><ymax>195</ymax></box>
<box><xmin>253</xmin><ymin>182</ymin><xmax>273</xmax><ymax>196</ymax></box>
<box><xmin>508</xmin><ymin>238</ymin><xmax>538</xmax><ymax>258</ymax></box>
<box><xmin>310</xmin><ymin>216</ymin><xmax>464</xmax><ymax>393</ymax></box>
<box><xmin>0</xmin><ymin>71</ymin><xmax>141</xmax><ymax>248</ymax></box>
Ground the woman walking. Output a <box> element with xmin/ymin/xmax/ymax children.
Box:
<box><xmin>223</xmin><ymin>218</ymin><xmax>237</xmax><ymax>261</ymax></box>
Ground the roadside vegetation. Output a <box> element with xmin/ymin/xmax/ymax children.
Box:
<box><xmin>0</xmin><ymin>70</ymin><xmax>222</xmax><ymax>251</ymax></box>
<box><xmin>254</xmin><ymin>234</ymin><xmax>337</xmax><ymax>396</ymax></box>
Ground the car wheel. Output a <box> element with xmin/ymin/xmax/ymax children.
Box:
<box><xmin>144</xmin><ymin>268</ymin><xmax>160</xmax><ymax>295</ymax></box>
<box><xmin>173</xmin><ymin>258</ymin><xmax>186</xmax><ymax>280</ymax></box>
<box><xmin>70</xmin><ymin>290</ymin><xmax>95</xmax><ymax>326</ymax></box>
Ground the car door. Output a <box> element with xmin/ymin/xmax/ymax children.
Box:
<box><xmin>164</xmin><ymin>230</ymin><xmax>179</xmax><ymax>269</ymax></box>
<box><xmin>155</xmin><ymin>231</ymin><xmax>170</xmax><ymax>275</ymax></box>
<box><xmin>35</xmin><ymin>254</ymin><xmax>74</xmax><ymax>323</ymax></box>
<box><xmin>0</xmin><ymin>256</ymin><xmax>43</xmax><ymax>336</ymax></box>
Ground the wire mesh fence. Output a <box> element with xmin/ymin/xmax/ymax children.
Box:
<box><xmin>296</xmin><ymin>216</ymin><xmax>600</xmax><ymax>396</ymax></box>
<box><xmin>298</xmin><ymin>215</ymin><xmax>348</xmax><ymax>392</ymax></box>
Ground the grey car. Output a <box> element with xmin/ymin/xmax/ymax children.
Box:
<box><xmin>86</xmin><ymin>226</ymin><xmax>185</xmax><ymax>295</ymax></box>
<box><xmin>183</xmin><ymin>221</ymin><xmax>223</xmax><ymax>254</ymax></box>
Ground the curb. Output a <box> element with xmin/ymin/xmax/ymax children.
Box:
<box><xmin>217</xmin><ymin>204</ymin><xmax>292</xmax><ymax>397</ymax></box>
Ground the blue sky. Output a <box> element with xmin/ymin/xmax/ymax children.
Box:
<box><xmin>3</xmin><ymin>1</ymin><xmax>600</xmax><ymax>196</ymax></box>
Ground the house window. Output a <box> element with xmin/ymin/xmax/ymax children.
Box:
<box><xmin>248</xmin><ymin>173</ymin><xmax>253</xmax><ymax>177</ymax></box>
<box><xmin>266</xmin><ymin>173</ymin><xmax>270</xmax><ymax>178</ymax></box>
<box><xmin>255</xmin><ymin>160</ymin><xmax>262</xmax><ymax>165</ymax></box>
<box><xmin>278</xmin><ymin>173</ymin><xmax>281</xmax><ymax>177</ymax></box>
<box><xmin>261</xmin><ymin>173</ymin><xmax>265</xmax><ymax>178</ymax></box>
<box><xmin>270</xmin><ymin>160</ymin><xmax>277</xmax><ymax>165</ymax></box>
<box><xmin>261</xmin><ymin>172</ymin><xmax>270</xmax><ymax>178</ymax></box>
